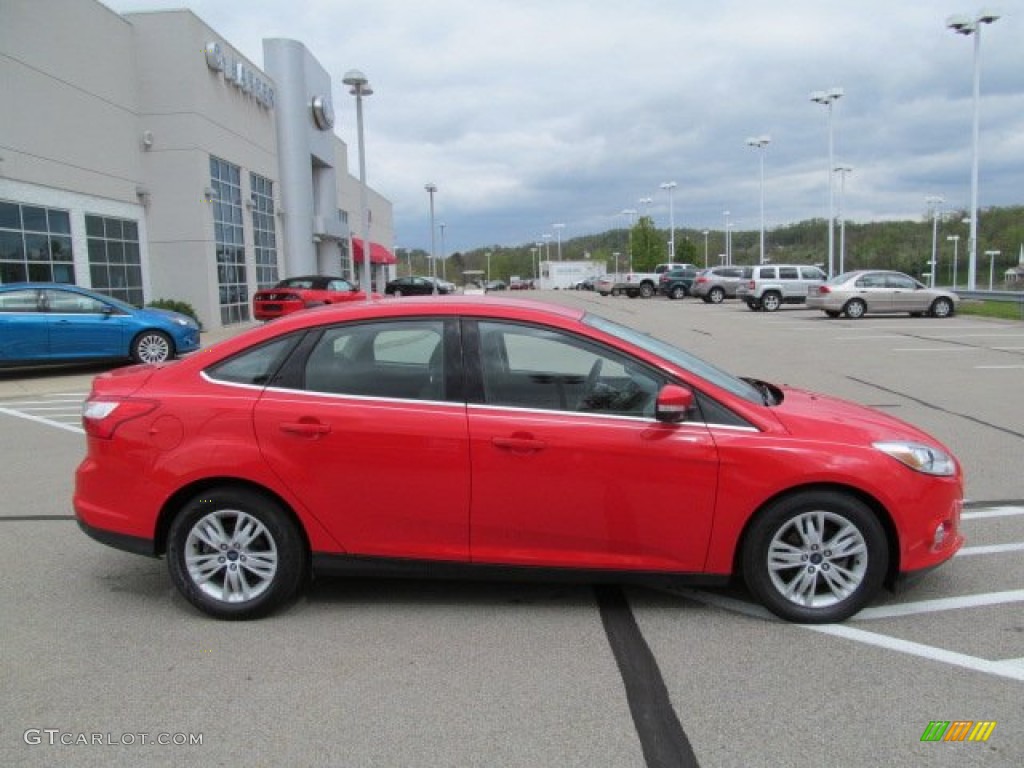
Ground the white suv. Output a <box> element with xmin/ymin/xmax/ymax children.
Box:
<box><xmin>736</xmin><ymin>264</ymin><xmax>827</xmax><ymax>312</ymax></box>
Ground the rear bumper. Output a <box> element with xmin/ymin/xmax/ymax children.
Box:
<box><xmin>76</xmin><ymin>517</ymin><xmax>157</xmax><ymax>558</ymax></box>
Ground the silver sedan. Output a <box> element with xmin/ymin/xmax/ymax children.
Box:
<box><xmin>807</xmin><ymin>270</ymin><xmax>959</xmax><ymax>319</ymax></box>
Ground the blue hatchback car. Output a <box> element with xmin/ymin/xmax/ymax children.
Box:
<box><xmin>0</xmin><ymin>283</ymin><xmax>200</xmax><ymax>366</ymax></box>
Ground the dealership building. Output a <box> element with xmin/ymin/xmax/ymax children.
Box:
<box><xmin>1</xmin><ymin>0</ymin><xmax>395</xmax><ymax>329</ymax></box>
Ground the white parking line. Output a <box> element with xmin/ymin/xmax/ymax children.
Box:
<box><xmin>891</xmin><ymin>348</ymin><xmax>979</xmax><ymax>353</ymax></box>
<box><xmin>0</xmin><ymin>406</ymin><xmax>84</xmax><ymax>435</ymax></box>
<box><xmin>975</xmin><ymin>365</ymin><xmax>1024</xmax><ymax>370</ymax></box>
<box><xmin>962</xmin><ymin>506</ymin><xmax>1024</xmax><ymax>520</ymax></box>
<box><xmin>956</xmin><ymin>542</ymin><xmax>1024</xmax><ymax>557</ymax></box>
<box><xmin>853</xmin><ymin>589</ymin><xmax>1024</xmax><ymax>619</ymax></box>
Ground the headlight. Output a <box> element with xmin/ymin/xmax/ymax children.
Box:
<box><xmin>873</xmin><ymin>441</ymin><xmax>956</xmax><ymax>476</ymax></box>
<box><xmin>172</xmin><ymin>316</ymin><xmax>195</xmax><ymax>328</ymax></box>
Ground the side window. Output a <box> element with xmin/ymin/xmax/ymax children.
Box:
<box><xmin>43</xmin><ymin>289</ymin><xmax>108</xmax><ymax>314</ymax></box>
<box><xmin>758</xmin><ymin>267</ymin><xmax>776</xmax><ymax>280</ymax></box>
<box><xmin>0</xmin><ymin>289</ymin><xmax>40</xmax><ymax>312</ymax></box>
<box><xmin>477</xmin><ymin>321</ymin><xmax>661</xmax><ymax>417</ymax></box>
<box><xmin>886</xmin><ymin>274</ymin><xmax>916</xmax><ymax>290</ymax></box>
<box><xmin>206</xmin><ymin>335</ymin><xmax>302</xmax><ymax>386</ymax></box>
<box><xmin>304</xmin><ymin>320</ymin><xmax>446</xmax><ymax>400</ymax></box>
<box><xmin>801</xmin><ymin>267</ymin><xmax>825</xmax><ymax>280</ymax></box>
<box><xmin>778</xmin><ymin>267</ymin><xmax>799</xmax><ymax>280</ymax></box>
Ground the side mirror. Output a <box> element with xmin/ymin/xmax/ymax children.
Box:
<box><xmin>655</xmin><ymin>384</ymin><xmax>694</xmax><ymax>423</ymax></box>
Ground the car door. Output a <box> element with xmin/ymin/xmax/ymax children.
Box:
<box><xmin>466</xmin><ymin>319</ymin><xmax>720</xmax><ymax>572</ymax></box>
<box><xmin>853</xmin><ymin>273</ymin><xmax>892</xmax><ymax>314</ymax></box>
<box><xmin>42</xmin><ymin>288</ymin><xmax>127</xmax><ymax>359</ymax></box>
<box><xmin>252</xmin><ymin>318</ymin><xmax>472</xmax><ymax>561</ymax></box>
<box><xmin>886</xmin><ymin>273</ymin><xmax>925</xmax><ymax>313</ymax></box>
<box><xmin>0</xmin><ymin>288</ymin><xmax>49</xmax><ymax>361</ymax></box>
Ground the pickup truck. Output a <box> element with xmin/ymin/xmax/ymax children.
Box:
<box><xmin>596</xmin><ymin>263</ymin><xmax>696</xmax><ymax>298</ymax></box>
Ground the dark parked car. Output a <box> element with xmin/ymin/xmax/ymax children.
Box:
<box><xmin>658</xmin><ymin>267</ymin><xmax>699</xmax><ymax>299</ymax></box>
<box><xmin>485</xmin><ymin>280</ymin><xmax>508</xmax><ymax>291</ymax></box>
<box><xmin>0</xmin><ymin>282</ymin><xmax>200</xmax><ymax>365</ymax></box>
<box><xmin>252</xmin><ymin>276</ymin><xmax>367</xmax><ymax>320</ymax></box>
<box><xmin>385</xmin><ymin>276</ymin><xmax>453</xmax><ymax>296</ymax></box>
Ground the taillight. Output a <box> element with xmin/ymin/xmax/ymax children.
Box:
<box><xmin>747</xmin><ymin>280</ymin><xmax>756</xmax><ymax>288</ymax></box>
<box><xmin>82</xmin><ymin>397</ymin><xmax>158</xmax><ymax>439</ymax></box>
<box><xmin>818</xmin><ymin>286</ymin><xmax>831</xmax><ymax>294</ymax></box>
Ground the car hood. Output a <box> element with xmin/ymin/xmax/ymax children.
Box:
<box><xmin>139</xmin><ymin>307</ymin><xmax>199</xmax><ymax>328</ymax></box>
<box><xmin>770</xmin><ymin>385</ymin><xmax>950</xmax><ymax>450</ymax></box>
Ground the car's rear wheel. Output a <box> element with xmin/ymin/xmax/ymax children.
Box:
<box><xmin>639</xmin><ymin>282</ymin><xmax>655</xmax><ymax>298</ymax></box>
<box><xmin>742</xmin><ymin>490</ymin><xmax>888</xmax><ymax>623</ymax></box>
<box><xmin>708</xmin><ymin>287</ymin><xmax>726</xmax><ymax>304</ymax></box>
<box><xmin>930</xmin><ymin>297</ymin><xmax>954</xmax><ymax>318</ymax></box>
<box><xmin>167</xmin><ymin>487</ymin><xmax>307</xmax><ymax>620</ymax></box>
<box><xmin>843</xmin><ymin>299</ymin><xmax>867</xmax><ymax>319</ymax></box>
<box><xmin>761</xmin><ymin>292</ymin><xmax>782</xmax><ymax>312</ymax></box>
<box><xmin>131</xmin><ymin>330</ymin><xmax>173</xmax><ymax>364</ymax></box>
<box><xmin>670</xmin><ymin>286</ymin><xmax>686</xmax><ymax>300</ymax></box>
<box><xmin>746</xmin><ymin>300</ymin><xmax>760</xmax><ymax>311</ymax></box>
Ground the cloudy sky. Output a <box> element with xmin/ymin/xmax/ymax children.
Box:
<box><xmin>102</xmin><ymin>0</ymin><xmax>1022</xmax><ymax>254</ymax></box>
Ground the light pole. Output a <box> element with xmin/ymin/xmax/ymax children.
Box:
<box><xmin>439</xmin><ymin>222</ymin><xmax>447</xmax><ymax>280</ymax></box>
<box><xmin>660</xmin><ymin>181</ymin><xmax>677</xmax><ymax>261</ymax></box>
<box><xmin>722</xmin><ymin>211</ymin><xmax>731</xmax><ymax>265</ymax></box>
<box><xmin>947</xmin><ymin>12</ymin><xmax>1001</xmax><ymax>290</ymax></box>
<box><xmin>746</xmin><ymin>137</ymin><xmax>770</xmax><ymax>264</ymax></box>
<box><xmin>486</xmin><ymin>251</ymin><xmax>492</xmax><ymax>283</ymax></box>
<box><xmin>701</xmin><ymin>230</ymin><xmax>709</xmax><ymax>268</ymax></box>
<box><xmin>531</xmin><ymin>246</ymin><xmax>538</xmax><ymax>281</ymax></box>
<box><xmin>984</xmin><ymin>250</ymin><xmax>1000</xmax><ymax>290</ymax></box>
<box><xmin>947</xmin><ymin>234</ymin><xmax>960</xmax><ymax>288</ymax></box>
<box><xmin>553</xmin><ymin>223</ymin><xmax>565</xmax><ymax>261</ymax></box>
<box><xmin>620</xmin><ymin>209</ymin><xmax>637</xmax><ymax>271</ymax></box>
<box><xmin>811</xmin><ymin>86</ymin><xmax>844</xmax><ymax>278</ymax></box>
<box><xmin>638</xmin><ymin>197</ymin><xmax>653</xmax><ymax>219</ymax></box>
<box><xmin>541</xmin><ymin>233</ymin><xmax>552</xmax><ymax>263</ymax></box>
<box><xmin>925</xmin><ymin>196</ymin><xmax>945</xmax><ymax>288</ymax></box>
<box><xmin>424</xmin><ymin>182</ymin><xmax>437</xmax><ymax>293</ymax></box>
<box><xmin>343</xmin><ymin>69</ymin><xmax>373</xmax><ymax>301</ymax></box>
<box><xmin>833</xmin><ymin>165</ymin><xmax>852</xmax><ymax>274</ymax></box>
<box><xmin>612</xmin><ymin>251</ymin><xmax>621</xmax><ymax>273</ymax></box>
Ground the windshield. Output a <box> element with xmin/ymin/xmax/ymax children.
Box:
<box><xmin>583</xmin><ymin>313</ymin><xmax>764</xmax><ymax>404</ymax></box>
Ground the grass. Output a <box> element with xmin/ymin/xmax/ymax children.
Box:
<box><xmin>958</xmin><ymin>299</ymin><xmax>1024</xmax><ymax>321</ymax></box>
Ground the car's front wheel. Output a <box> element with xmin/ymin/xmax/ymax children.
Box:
<box><xmin>670</xmin><ymin>286</ymin><xmax>686</xmax><ymax>300</ymax></box>
<box><xmin>639</xmin><ymin>282</ymin><xmax>655</xmax><ymax>298</ymax></box>
<box><xmin>131</xmin><ymin>330</ymin><xmax>174</xmax><ymax>364</ymax></box>
<box><xmin>742</xmin><ymin>490</ymin><xmax>888</xmax><ymax>623</ymax></box>
<box><xmin>708</xmin><ymin>287</ymin><xmax>726</xmax><ymax>304</ymax></box>
<box><xmin>930</xmin><ymin>297</ymin><xmax>954</xmax><ymax>318</ymax></box>
<box><xmin>167</xmin><ymin>487</ymin><xmax>307</xmax><ymax>620</ymax></box>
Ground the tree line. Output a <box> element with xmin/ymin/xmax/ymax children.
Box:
<box><xmin>398</xmin><ymin>204</ymin><xmax>1024</xmax><ymax>287</ymax></box>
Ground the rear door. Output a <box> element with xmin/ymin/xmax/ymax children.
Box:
<box><xmin>0</xmin><ymin>288</ymin><xmax>49</xmax><ymax>361</ymax></box>
<box><xmin>252</xmin><ymin>318</ymin><xmax>472</xmax><ymax>561</ymax></box>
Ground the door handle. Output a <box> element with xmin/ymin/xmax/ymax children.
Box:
<box><xmin>279</xmin><ymin>420</ymin><xmax>331</xmax><ymax>437</ymax></box>
<box><xmin>492</xmin><ymin>436</ymin><xmax>546</xmax><ymax>453</ymax></box>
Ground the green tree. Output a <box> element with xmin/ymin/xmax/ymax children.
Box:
<box><xmin>632</xmin><ymin>216</ymin><xmax>665</xmax><ymax>271</ymax></box>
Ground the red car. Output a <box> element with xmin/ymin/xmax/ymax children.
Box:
<box><xmin>75</xmin><ymin>297</ymin><xmax>963</xmax><ymax>623</ymax></box>
<box><xmin>252</xmin><ymin>275</ymin><xmax>367</xmax><ymax>320</ymax></box>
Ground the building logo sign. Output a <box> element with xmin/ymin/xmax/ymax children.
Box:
<box><xmin>920</xmin><ymin>720</ymin><xmax>997</xmax><ymax>743</ymax></box>
<box><xmin>205</xmin><ymin>41</ymin><xmax>275</xmax><ymax>110</ymax></box>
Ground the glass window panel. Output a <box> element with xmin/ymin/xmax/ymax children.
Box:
<box><xmin>25</xmin><ymin>233</ymin><xmax>49</xmax><ymax>261</ymax></box>
<box><xmin>0</xmin><ymin>201</ymin><xmax>21</xmax><ymax>229</ymax></box>
<box><xmin>85</xmin><ymin>215</ymin><xmax>104</xmax><ymax>238</ymax></box>
<box><xmin>48</xmin><ymin>209</ymin><xmax>71</xmax><ymax>234</ymax></box>
<box><xmin>124</xmin><ymin>220</ymin><xmax>139</xmax><ymax>240</ymax></box>
<box><xmin>28</xmin><ymin>262</ymin><xmax>53</xmax><ymax>281</ymax></box>
<box><xmin>0</xmin><ymin>230</ymin><xmax>24</xmax><ymax>260</ymax></box>
<box><xmin>124</xmin><ymin>241</ymin><xmax>140</xmax><ymax>264</ymax></box>
<box><xmin>50</xmin><ymin>236</ymin><xmax>73</xmax><ymax>261</ymax></box>
<box><xmin>22</xmin><ymin>206</ymin><xmax>47</xmax><ymax>232</ymax></box>
<box><xmin>52</xmin><ymin>263</ymin><xmax>75</xmax><ymax>284</ymax></box>
<box><xmin>0</xmin><ymin>261</ymin><xmax>28</xmax><ymax>283</ymax></box>
<box><xmin>90</xmin><ymin>263</ymin><xmax>109</xmax><ymax>287</ymax></box>
<box><xmin>107</xmin><ymin>240</ymin><xmax>125</xmax><ymax>264</ymax></box>
<box><xmin>87</xmin><ymin>238</ymin><xmax>105</xmax><ymax>261</ymax></box>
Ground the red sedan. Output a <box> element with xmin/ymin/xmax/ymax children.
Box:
<box><xmin>252</xmin><ymin>275</ymin><xmax>367</xmax><ymax>320</ymax></box>
<box><xmin>75</xmin><ymin>297</ymin><xmax>963</xmax><ymax>623</ymax></box>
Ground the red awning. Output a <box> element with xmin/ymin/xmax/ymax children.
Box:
<box><xmin>352</xmin><ymin>238</ymin><xmax>396</xmax><ymax>265</ymax></box>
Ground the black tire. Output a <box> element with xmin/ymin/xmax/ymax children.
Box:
<box><xmin>708</xmin><ymin>287</ymin><xmax>726</xmax><ymax>304</ymax></box>
<box><xmin>167</xmin><ymin>487</ymin><xmax>307</xmax><ymax>620</ymax></box>
<box><xmin>131</xmin><ymin>330</ymin><xmax>174</xmax><ymax>364</ymax></box>
<box><xmin>843</xmin><ymin>299</ymin><xmax>867</xmax><ymax>319</ymax></box>
<box><xmin>746</xmin><ymin>300</ymin><xmax>761</xmax><ymax>311</ymax></box>
<box><xmin>611</xmin><ymin>288</ymin><xmax>621</xmax><ymax>297</ymax></box>
<box><xmin>824</xmin><ymin>310</ymin><xmax>841</xmax><ymax>318</ymax></box>
<box><xmin>930</xmin><ymin>297</ymin><xmax>954</xmax><ymax>318</ymax></box>
<box><xmin>761</xmin><ymin>292</ymin><xmax>782</xmax><ymax>312</ymax></box>
<box><xmin>701</xmin><ymin>296</ymin><xmax>713</xmax><ymax>304</ymax></box>
<box><xmin>742</xmin><ymin>490</ymin><xmax>888</xmax><ymax>623</ymax></box>
<box><xmin>670</xmin><ymin>285</ymin><xmax>686</xmax><ymax>300</ymax></box>
<box><xmin>639</xmin><ymin>282</ymin><xmax>655</xmax><ymax>298</ymax></box>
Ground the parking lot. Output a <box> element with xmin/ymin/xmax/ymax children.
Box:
<box><xmin>1</xmin><ymin>293</ymin><xmax>1021</xmax><ymax>767</ymax></box>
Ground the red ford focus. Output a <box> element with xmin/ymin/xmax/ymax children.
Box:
<box><xmin>252</xmin><ymin>275</ymin><xmax>368</xmax><ymax>320</ymax></box>
<box><xmin>74</xmin><ymin>297</ymin><xmax>963</xmax><ymax>622</ymax></box>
